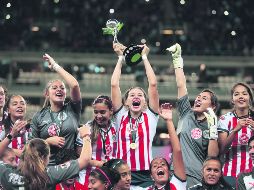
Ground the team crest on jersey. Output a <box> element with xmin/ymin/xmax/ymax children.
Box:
<box><xmin>105</xmin><ymin>144</ymin><xmax>112</xmax><ymax>155</ymax></box>
<box><xmin>112</xmin><ymin>134</ymin><xmax>117</xmax><ymax>142</ymax></box>
<box><xmin>191</xmin><ymin>128</ymin><xmax>202</xmax><ymax>139</ymax></box>
<box><xmin>48</xmin><ymin>123</ymin><xmax>60</xmax><ymax>136</ymax></box>
<box><xmin>203</xmin><ymin>130</ymin><xmax>210</xmax><ymax>139</ymax></box>
<box><xmin>239</xmin><ymin>133</ymin><xmax>249</xmax><ymax>145</ymax></box>
<box><xmin>58</xmin><ymin>111</ymin><xmax>67</xmax><ymax>121</ymax></box>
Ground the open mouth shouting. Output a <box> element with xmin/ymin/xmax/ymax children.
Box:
<box><xmin>194</xmin><ymin>100</ymin><xmax>201</xmax><ymax>108</ymax></box>
<box><xmin>56</xmin><ymin>92</ymin><xmax>64</xmax><ymax>97</ymax></box>
<box><xmin>157</xmin><ymin>169</ymin><xmax>165</xmax><ymax>177</ymax></box>
<box><xmin>132</xmin><ymin>98</ymin><xmax>141</xmax><ymax>109</ymax></box>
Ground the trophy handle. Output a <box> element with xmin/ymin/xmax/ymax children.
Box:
<box><xmin>113</xmin><ymin>28</ymin><xmax>119</xmax><ymax>43</ymax></box>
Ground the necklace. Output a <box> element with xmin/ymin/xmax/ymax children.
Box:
<box><xmin>233</xmin><ymin>110</ymin><xmax>250</xmax><ymax>119</ymax></box>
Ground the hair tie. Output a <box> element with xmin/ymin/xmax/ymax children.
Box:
<box><xmin>96</xmin><ymin>168</ymin><xmax>112</xmax><ymax>186</ymax></box>
<box><xmin>112</xmin><ymin>160</ymin><xmax>123</xmax><ymax>169</ymax></box>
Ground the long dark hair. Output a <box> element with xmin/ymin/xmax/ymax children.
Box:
<box><xmin>90</xmin><ymin>166</ymin><xmax>120</xmax><ymax>190</ymax></box>
<box><xmin>231</xmin><ymin>82</ymin><xmax>254</xmax><ymax>108</ymax></box>
<box><xmin>2</xmin><ymin>95</ymin><xmax>26</xmax><ymax>136</ymax></box>
<box><xmin>90</xmin><ymin>95</ymin><xmax>113</xmax><ymax>144</ymax></box>
<box><xmin>18</xmin><ymin>138</ymin><xmax>50</xmax><ymax>190</ymax></box>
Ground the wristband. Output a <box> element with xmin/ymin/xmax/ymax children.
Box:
<box><xmin>118</xmin><ymin>55</ymin><xmax>125</xmax><ymax>63</ymax></box>
<box><xmin>6</xmin><ymin>133</ymin><xmax>13</xmax><ymax>142</ymax></box>
<box><xmin>52</xmin><ymin>63</ymin><xmax>61</xmax><ymax>71</ymax></box>
<box><xmin>142</xmin><ymin>54</ymin><xmax>148</xmax><ymax>60</ymax></box>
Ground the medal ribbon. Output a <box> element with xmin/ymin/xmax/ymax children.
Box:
<box><xmin>99</xmin><ymin>124</ymin><xmax>111</xmax><ymax>156</ymax></box>
<box><xmin>128</xmin><ymin>112</ymin><xmax>142</xmax><ymax>144</ymax></box>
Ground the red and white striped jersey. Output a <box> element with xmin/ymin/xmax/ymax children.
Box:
<box><xmin>114</xmin><ymin>107</ymin><xmax>159</xmax><ymax>171</ymax></box>
<box><xmin>218</xmin><ymin>111</ymin><xmax>253</xmax><ymax>177</ymax></box>
<box><xmin>76</xmin><ymin>122</ymin><xmax>118</xmax><ymax>186</ymax></box>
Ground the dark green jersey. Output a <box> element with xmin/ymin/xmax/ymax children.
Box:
<box><xmin>177</xmin><ymin>95</ymin><xmax>210</xmax><ymax>187</ymax></box>
<box><xmin>0</xmin><ymin>160</ymin><xmax>80</xmax><ymax>190</ymax></box>
<box><xmin>30</xmin><ymin>101</ymin><xmax>81</xmax><ymax>165</ymax></box>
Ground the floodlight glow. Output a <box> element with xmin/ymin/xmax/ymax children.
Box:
<box><xmin>231</xmin><ymin>31</ymin><xmax>236</xmax><ymax>36</ymax></box>
<box><xmin>212</xmin><ymin>10</ymin><xmax>216</xmax><ymax>15</ymax></box>
<box><xmin>141</xmin><ymin>39</ymin><xmax>146</xmax><ymax>44</ymax></box>
<box><xmin>224</xmin><ymin>11</ymin><xmax>229</xmax><ymax>16</ymax></box>
<box><xmin>109</xmin><ymin>9</ymin><xmax>114</xmax><ymax>14</ymax></box>
<box><xmin>5</xmin><ymin>14</ymin><xmax>11</xmax><ymax>20</ymax></box>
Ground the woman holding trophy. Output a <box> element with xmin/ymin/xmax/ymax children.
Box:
<box><xmin>111</xmin><ymin>41</ymin><xmax>159</xmax><ymax>189</ymax></box>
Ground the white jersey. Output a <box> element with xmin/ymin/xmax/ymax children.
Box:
<box><xmin>114</xmin><ymin>106</ymin><xmax>159</xmax><ymax>171</ymax></box>
<box><xmin>218</xmin><ymin>111</ymin><xmax>253</xmax><ymax>177</ymax></box>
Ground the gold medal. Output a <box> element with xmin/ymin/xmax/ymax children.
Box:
<box><xmin>130</xmin><ymin>143</ymin><xmax>136</xmax><ymax>149</ymax></box>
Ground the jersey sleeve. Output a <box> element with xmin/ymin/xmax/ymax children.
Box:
<box><xmin>47</xmin><ymin>160</ymin><xmax>80</xmax><ymax>185</ymax></box>
<box><xmin>113</xmin><ymin>106</ymin><xmax>125</xmax><ymax>131</ymax></box>
<box><xmin>170</xmin><ymin>174</ymin><xmax>187</xmax><ymax>190</ymax></box>
<box><xmin>176</xmin><ymin>95</ymin><xmax>191</xmax><ymax>119</ymax></box>
<box><xmin>69</xmin><ymin>100</ymin><xmax>82</xmax><ymax>116</ymax></box>
<box><xmin>237</xmin><ymin>173</ymin><xmax>246</xmax><ymax>190</ymax></box>
<box><xmin>217</xmin><ymin>114</ymin><xmax>230</xmax><ymax>133</ymax></box>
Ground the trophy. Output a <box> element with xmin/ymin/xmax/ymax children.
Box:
<box><xmin>102</xmin><ymin>19</ymin><xmax>144</xmax><ymax>66</ymax></box>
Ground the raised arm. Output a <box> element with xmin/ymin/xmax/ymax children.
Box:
<box><xmin>111</xmin><ymin>43</ymin><xmax>126</xmax><ymax>111</ymax></box>
<box><xmin>43</xmin><ymin>54</ymin><xmax>81</xmax><ymax>102</ymax></box>
<box><xmin>159</xmin><ymin>103</ymin><xmax>186</xmax><ymax>181</ymax></box>
<box><xmin>166</xmin><ymin>44</ymin><xmax>187</xmax><ymax>99</ymax></box>
<box><xmin>77</xmin><ymin>126</ymin><xmax>92</xmax><ymax>170</ymax></box>
<box><xmin>141</xmin><ymin>45</ymin><xmax>159</xmax><ymax>112</ymax></box>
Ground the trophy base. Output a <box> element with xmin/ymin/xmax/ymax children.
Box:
<box><xmin>123</xmin><ymin>45</ymin><xmax>144</xmax><ymax>66</ymax></box>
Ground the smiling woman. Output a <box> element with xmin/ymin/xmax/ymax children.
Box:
<box><xmin>0</xmin><ymin>95</ymin><xmax>29</xmax><ymax>156</ymax></box>
<box><xmin>75</xmin><ymin>95</ymin><xmax>118</xmax><ymax>188</ymax></box>
<box><xmin>218</xmin><ymin>82</ymin><xmax>254</xmax><ymax>187</ymax></box>
<box><xmin>30</xmin><ymin>54</ymin><xmax>82</xmax><ymax>166</ymax></box>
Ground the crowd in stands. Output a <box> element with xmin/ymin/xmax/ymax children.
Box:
<box><xmin>0</xmin><ymin>0</ymin><xmax>253</xmax><ymax>55</ymax></box>
<box><xmin>0</xmin><ymin>43</ymin><xmax>254</xmax><ymax>190</ymax></box>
